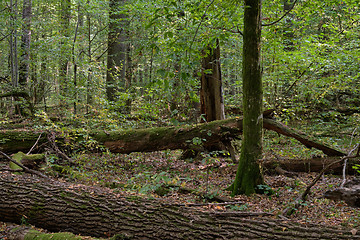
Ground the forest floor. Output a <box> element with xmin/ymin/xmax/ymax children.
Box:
<box><xmin>1</xmin><ymin>117</ymin><xmax>360</xmax><ymax>239</ymax></box>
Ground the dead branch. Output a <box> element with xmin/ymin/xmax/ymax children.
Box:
<box><xmin>27</xmin><ymin>133</ymin><xmax>42</xmax><ymax>155</ymax></box>
<box><xmin>282</xmin><ymin>145</ymin><xmax>360</xmax><ymax>216</ymax></box>
<box><xmin>0</xmin><ymin>150</ymin><xmax>48</xmax><ymax>179</ymax></box>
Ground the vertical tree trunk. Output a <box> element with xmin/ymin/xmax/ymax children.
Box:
<box><xmin>18</xmin><ymin>0</ymin><xmax>32</xmax><ymax>88</ymax></box>
<box><xmin>59</xmin><ymin>0</ymin><xmax>71</xmax><ymax>105</ymax></box>
<box><xmin>231</xmin><ymin>0</ymin><xmax>264</xmax><ymax>195</ymax></box>
<box><xmin>86</xmin><ymin>8</ymin><xmax>92</xmax><ymax>114</ymax></box>
<box><xmin>106</xmin><ymin>0</ymin><xmax>128</xmax><ymax>110</ymax></box>
<box><xmin>125</xmin><ymin>42</ymin><xmax>132</xmax><ymax>112</ymax></box>
<box><xmin>170</xmin><ymin>55</ymin><xmax>181</xmax><ymax>112</ymax></box>
<box><xmin>283</xmin><ymin>0</ymin><xmax>295</xmax><ymax>51</ymax></box>
<box><xmin>9</xmin><ymin>0</ymin><xmax>19</xmax><ymax>88</ymax></box>
<box><xmin>200</xmin><ymin>38</ymin><xmax>225</xmax><ymax>122</ymax></box>
<box><xmin>72</xmin><ymin>5</ymin><xmax>82</xmax><ymax>115</ymax></box>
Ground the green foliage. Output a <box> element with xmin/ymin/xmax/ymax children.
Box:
<box><xmin>0</xmin><ymin>0</ymin><xmax>359</xmax><ymax>125</ymax></box>
<box><xmin>229</xmin><ymin>204</ymin><xmax>249</xmax><ymax>211</ymax></box>
<box><xmin>125</xmin><ymin>171</ymin><xmax>180</xmax><ymax>195</ymax></box>
<box><xmin>255</xmin><ymin>184</ymin><xmax>275</xmax><ymax>196</ymax></box>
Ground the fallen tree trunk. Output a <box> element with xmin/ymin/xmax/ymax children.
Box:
<box><xmin>263</xmin><ymin>156</ymin><xmax>358</xmax><ymax>175</ymax></box>
<box><xmin>0</xmin><ymin>173</ymin><xmax>358</xmax><ymax>239</ymax></box>
<box><xmin>0</xmin><ymin>118</ymin><xmax>345</xmax><ymax>156</ymax></box>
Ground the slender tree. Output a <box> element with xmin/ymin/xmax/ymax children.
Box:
<box><xmin>18</xmin><ymin>0</ymin><xmax>32</xmax><ymax>87</ymax></box>
<box><xmin>231</xmin><ymin>0</ymin><xmax>264</xmax><ymax>195</ymax></box>
<box><xmin>59</xmin><ymin>0</ymin><xmax>71</xmax><ymax>102</ymax></box>
<box><xmin>9</xmin><ymin>0</ymin><xmax>19</xmax><ymax>88</ymax></box>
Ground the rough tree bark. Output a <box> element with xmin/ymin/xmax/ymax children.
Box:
<box><xmin>200</xmin><ymin>38</ymin><xmax>225</xmax><ymax>122</ymax></box>
<box><xmin>0</xmin><ymin>173</ymin><xmax>358</xmax><ymax>239</ymax></box>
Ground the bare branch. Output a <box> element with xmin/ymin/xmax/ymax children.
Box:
<box><xmin>262</xmin><ymin>0</ymin><xmax>299</xmax><ymax>27</ymax></box>
<box><xmin>27</xmin><ymin>133</ymin><xmax>42</xmax><ymax>155</ymax></box>
<box><xmin>282</xmin><ymin>147</ymin><xmax>360</xmax><ymax>216</ymax></box>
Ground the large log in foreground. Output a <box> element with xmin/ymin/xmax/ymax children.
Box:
<box><xmin>0</xmin><ymin>117</ymin><xmax>345</xmax><ymax>156</ymax></box>
<box><xmin>0</xmin><ymin>173</ymin><xmax>358</xmax><ymax>239</ymax></box>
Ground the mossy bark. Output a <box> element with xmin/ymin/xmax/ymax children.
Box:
<box><xmin>9</xmin><ymin>151</ymin><xmax>45</xmax><ymax>170</ymax></box>
<box><xmin>231</xmin><ymin>0</ymin><xmax>264</xmax><ymax>196</ymax></box>
<box><xmin>0</xmin><ymin>118</ymin><xmax>345</xmax><ymax>157</ymax></box>
<box><xmin>0</xmin><ymin>173</ymin><xmax>357</xmax><ymax>239</ymax></box>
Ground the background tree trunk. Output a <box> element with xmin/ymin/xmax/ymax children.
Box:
<box><xmin>231</xmin><ymin>0</ymin><xmax>264</xmax><ymax>195</ymax></box>
<box><xmin>9</xmin><ymin>0</ymin><xmax>19</xmax><ymax>89</ymax></box>
<box><xmin>106</xmin><ymin>0</ymin><xmax>130</xmax><ymax>114</ymax></box>
<box><xmin>200</xmin><ymin>38</ymin><xmax>225</xmax><ymax>122</ymax></box>
<box><xmin>0</xmin><ymin>173</ymin><xmax>357</xmax><ymax>239</ymax></box>
<box><xmin>18</xmin><ymin>0</ymin><xmax>32</xmax><ymax>87</ymax></box>
<box><xmin>59</xmin><ymin>0</ymin><xmax>71</xmax><ymax>104</ymax></box>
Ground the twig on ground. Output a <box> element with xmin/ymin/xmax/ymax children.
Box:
<box><xmin>163</xmin><ymin>201</ymin><xmax>244</xmax><ymax>207</ymax></box>
<box><xmin>282</xmin><ymin>145</ymin><xmax>360</xmax><ymax>216</ymax></box>
<box><xmin>0</xmin><ymin>150</ymin><xmax>49</xmax><ymax>179</ymax></box>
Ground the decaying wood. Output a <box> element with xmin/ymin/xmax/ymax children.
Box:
<box><xmin>324</xmin><ymin>178</ymin><xmax>360</xmax><ymax>208</ymax></box>
<box><xmin>283</xmin><ymin>148</ymin><xmax>360</xmax><ymax>215</ymax></box>
<box><xmin>0</xmin><ymin>117</ymin><xmax>345</xmax><ymax>157</ymax></box>
<box><xmin>263</xmin><ymin>118</ymin><xmax>345</xmax><ymax>156</ymax></box>
<box><xmin>0</xmin><ymin>150</ymin><xmax>48</xmax><ymax>179</ymax></box>
<box><xmin>0</xmin><ymin>172</ymin><xmax>358</xmax><ymax>239</ymax></box>
<box><xmin>324</xmin><ymin>146</ymin><xmax>360</xmax><ymax>207</ymax></box>
<box><xmin>262</xmin><ymin>156</ymin><xmax>357</xmax><ymax>175</ymax></box>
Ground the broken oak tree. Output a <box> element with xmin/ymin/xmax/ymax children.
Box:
<box><xmin>0</xmin><ymin>172</ymin><xmax>358</xmax><ymax>239</ymax></box>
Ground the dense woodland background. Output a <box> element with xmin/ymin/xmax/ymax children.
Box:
<box><xmin>1</xmin><ymin>0</ymin><xmax>359</xmax><ymax>125</ymax></box>
<box><xmin>1</xmin><ymin>0</ymin><xmax>360</xmax><ymax>239</ymax></box>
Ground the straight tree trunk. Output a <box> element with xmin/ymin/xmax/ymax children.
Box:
<box><xmin>0</xmin><ymin>172</ymin><xmax>357</xmax><ymax>239</ymax></box>
<box><xmin>18</xmin><ymin>0</ymin><xmax>32</xmax><ymax>87</ymax></box>
<box><xmin>59</xmin><ymin>0</ymin><xmax>71</xmax><ymax>103</ymax></box>
<box><xmin>106</xmin><ymin>0</ymin><xmax>128</xmax><ymax>106</ymax></box>
<box><xmin>200</xmin><ymin>38</ymin><xmax>225</xmax><ymax>122</ymax></box>
<box><xmin>9</xmin><ymin>0</ymin><xmax>19</xmax><ymax>89</ymax></box>
<box><xmin>231</xmin><ymin>0</ymin><xmax>264</xmax><ymax>195</ymax></box>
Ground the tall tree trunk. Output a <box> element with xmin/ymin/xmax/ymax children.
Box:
<box><xmin>231</xmin><ymin>0</ymin><xmax>264</xmax><ymax>195</ymax></box>
<box><xmin>72</xmin><ymin>5</ymin><xmax>82</xmax><ymax>115</ymax></box>
<box><xmin>9</xmin><ymin>0</ymin><xmax>19</xmax><ymax>89</ymax></box>
<box><xmin>59</xmin><ymin>0</ymin><xmax>71</xmax><ymax>105</ymax></box>
<box><xmin>200</xmin><ymin>38</ymin><xmax>225</xmax><ymax>122</ymax></box>
<box><xmin>283</xmin><ymin>0</ymin><xmax>295</xmax><ymax>51</ymax></box>
<box><xmin>86</xmin><ymin>8</ymin><xmax>92</xmax><ymax>114</ymax></box>
<box><xmin>106</xmin><ymin>0</ymin><xmax>129</xmax><ymax>112</ymax></box>
<box><xmin>18</xmin><ymin>0</ymin><xmax>32</xmax><ymax>87</ymax></box>
<box><xmin>0</xmin><ymin>173</ymin><xmax>357</xmax><ymax>239</ymax></box>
